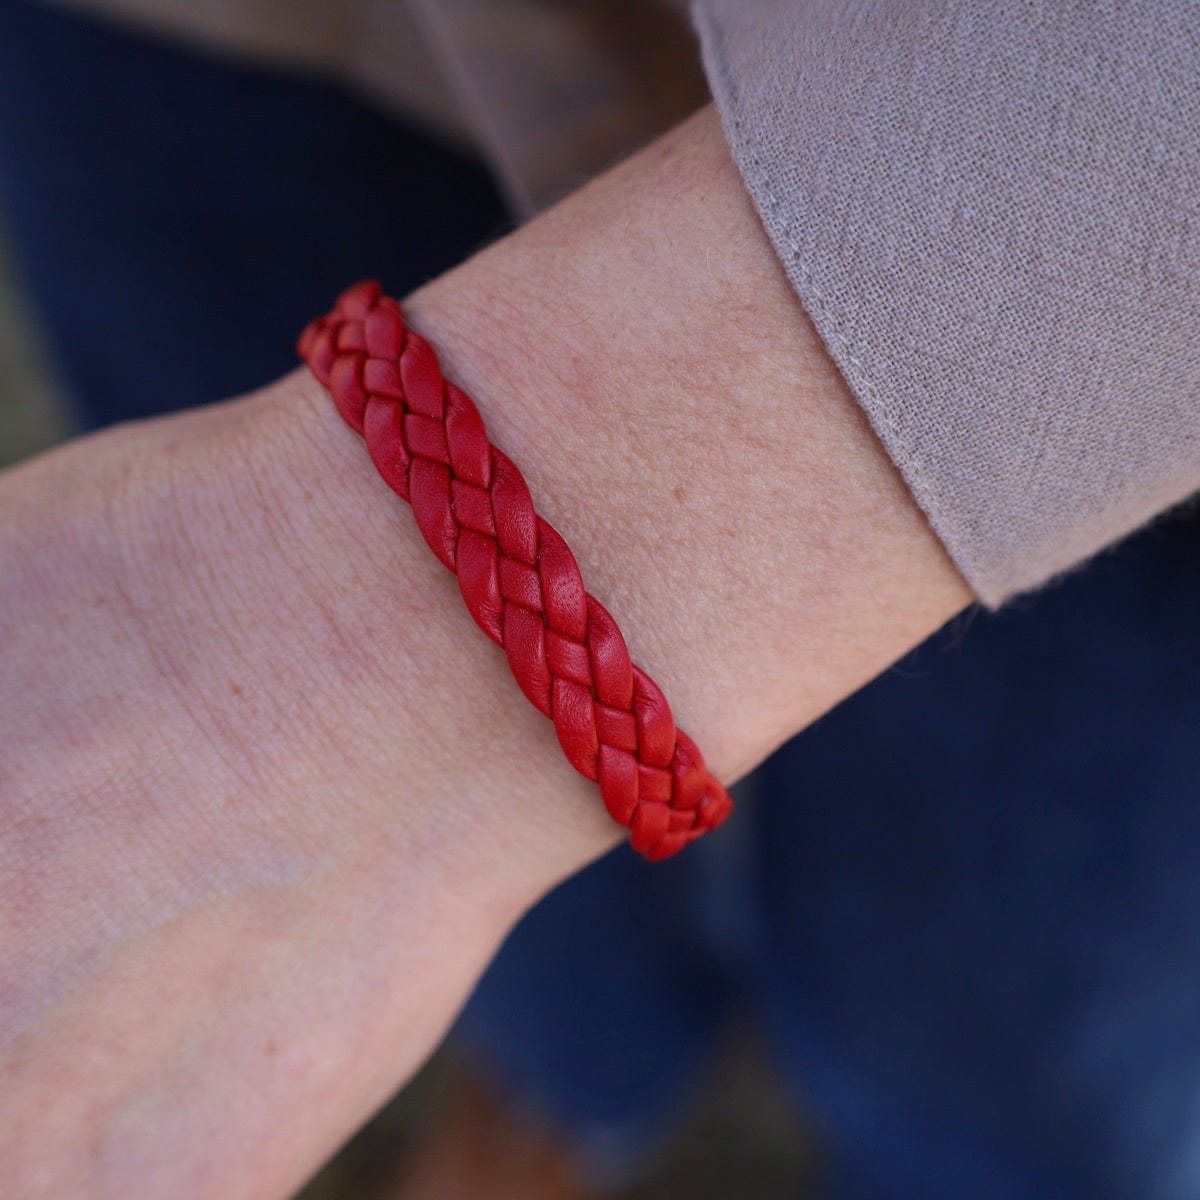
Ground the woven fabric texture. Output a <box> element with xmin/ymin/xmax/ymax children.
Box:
<box><xmin>695</xmin><ymin>0</ymin><xmax>1200</xmax><ymax>605</ymax></box>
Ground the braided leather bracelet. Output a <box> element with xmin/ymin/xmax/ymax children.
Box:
<box><xmin>298</xmin><ymin>281</ymin><xmax>732</xmax><ymax>860</ymax></box>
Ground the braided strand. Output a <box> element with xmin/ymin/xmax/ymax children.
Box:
<box><xmin>299</xmin><ymin>281</ymin><xmax>732</xmax><ymax>860</ymax></box>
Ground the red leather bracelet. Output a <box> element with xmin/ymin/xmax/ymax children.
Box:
<box><xmin>298</xmin><ymin>281</ymin><xmax>732</xmax><ymax>860</ymax></box>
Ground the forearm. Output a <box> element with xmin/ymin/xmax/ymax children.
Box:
<box><xmin>404</xmin><ymin>106</ymin><xmax>971</xmax><ymax>774</ymax></box>
<box><xmin>0</xmin><ymin>106</ymin><xmax>969</xmax><ymax>1198</ymax></box>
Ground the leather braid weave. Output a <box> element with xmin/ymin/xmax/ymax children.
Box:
<box><xmin>299</xmin><ymin>281</ymin><xmax>732</xmax><ymax>860</ymax></box>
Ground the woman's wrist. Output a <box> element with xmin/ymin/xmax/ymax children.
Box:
<box><xmin>238</xmin><ymin>101</ymin><xmax>972</xmax><ymax>892</ymax></box>
<box><xmin>395</xmin><ymin>106</ymin><xmax>971</xmax><ymax>779</ymax></box>
<box><xmin>1</xmin><ymin>104</ymin><xmax>971</xmax><ymax>1198</ymax></box>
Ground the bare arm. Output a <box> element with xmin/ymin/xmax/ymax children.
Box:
<box><xmin>0</xmin><ymin>106</ymin><xmax>969</xmax><ymax>1199</ymax></box>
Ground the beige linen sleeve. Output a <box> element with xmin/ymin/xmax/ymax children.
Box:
<box><xmin>694</xmin><ymin>0</ymin><xmax>1200</xmax><ymax>605</ymax></box>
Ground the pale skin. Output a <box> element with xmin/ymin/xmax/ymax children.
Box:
<box><xmin>0</xmin><ymin>107</ymin><xmax>972</xmax><ymax>1198</ymax></box>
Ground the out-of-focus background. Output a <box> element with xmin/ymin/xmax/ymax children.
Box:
<box><xmin>0</xmin><ymin>231</ymin><xmax>72</xmax><ymax>466</ymax></box>
<box><xmin>297</xmin><ymin>1037</ymin><xmax>818</xmax><ymax>1200</ymax></box>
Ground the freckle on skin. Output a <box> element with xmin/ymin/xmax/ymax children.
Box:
<box><xmin>230</xmin><ymin>683</ymin><xmax>244</xmax><ymax>699</ymax></box>
<box><xmin>672</xmin><ymin>486</ymin><xmax>685</xmax><ymax>503</ymax></box>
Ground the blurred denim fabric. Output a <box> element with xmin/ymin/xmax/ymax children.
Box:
<box><xmin>2</xmin><ymin>3</ymin><xmax>1198</xmax><ymax>1198</ymax></box>
<box><xmin>0</xmin><ymin>0</ymin><xmax>507</xmax><ymax>428</ymax></box>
